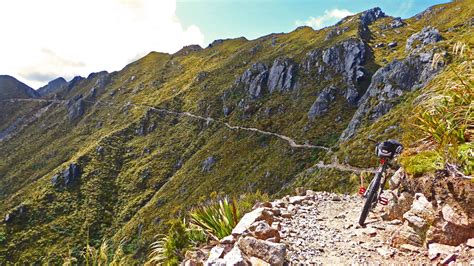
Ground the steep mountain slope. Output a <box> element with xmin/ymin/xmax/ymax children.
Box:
<box><xmin>0</xmin><ymin>75</ymin><xmax>43</xmax><ymax>135</ymax></box>
<box><xmin>0</xmin><ymin>1</ymin><xmax>472</xmax><ymax>263</ymax></box>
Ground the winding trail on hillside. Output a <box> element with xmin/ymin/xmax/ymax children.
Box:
<box><xmin>315</xmin><ymin>161</ymin><xmax>378</xmax><ymax>173</ymax></box>
<box><xmin>4</xmin><ymin>98</ymin><xmax>391</xmax><ymax>173</ymax></box>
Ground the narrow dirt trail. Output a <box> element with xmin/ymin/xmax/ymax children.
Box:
<box><xmin>315</xmin><ymin>160</ymin><xmax>378</xmax><ymax>173</ymax></box>
<box><xmin>6</xmin><ymin>99</ymin><xmax>387</xmax><ymax>173</ymax></box>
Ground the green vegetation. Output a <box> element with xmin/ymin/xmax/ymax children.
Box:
<box><xmin>0</xmin><ymin>0</ymin><xmax>472</xmax><ymax>264</ymax></box>
<box><xmin>147</xmin><ymin>191</ymin><xmax>268</xmax><ymax>265</ymax></box>
<box><xmin>413</xmin><ymin>47</ymin><xmax>473</xmax><ymax>172</ymax></box>
<box><xmin>190</xmin><ymin>198</ymin><xmax>239</xmax><ymax>240</ymax></box>
<box><xmin>400</xmin><ymin>151</ymin><xmax>444</xmax><ymax>176</ymax></box>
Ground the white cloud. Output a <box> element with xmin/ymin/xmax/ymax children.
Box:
<box><xmin>296</xmin><ymin>9</ymin><xmax>354</xmax><ymax>30</ymax></box>
<box><xmin>0</xmin><ymin>0</ymin><xmax>205</xmax><ymax>88</ymax></box>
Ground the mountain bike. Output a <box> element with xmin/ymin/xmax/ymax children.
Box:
<box><xmin>358</xmin><ymin>139</ymin><xmax>404</xmax><ymax>226</ymax></box>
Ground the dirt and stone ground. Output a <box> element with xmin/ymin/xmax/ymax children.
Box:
<box><xmin>278</xmin><ymin>192</ymin><xmax>473</xmax><ymax>265</ymax></box>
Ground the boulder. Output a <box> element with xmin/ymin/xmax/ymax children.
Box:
<box><xmin>308</xmin><ymin>86</ymin><xmax>337</xmax><ymax>119</ymax></box>
<box><xmin>267</xmin><ymin>58</ymin><xmax>296</xmax><ymax>93</ymax></box>
<box><xmin>403</xmin><ymin>193</ymin><xmax>435</xmax><ymax>228</ymax></box>
<box><xmin>406</xmin><ymin>26</ymin><xmax>441</xmax><ymax>51</ymax></box>
<box><xmin>388</xmin><ymin>42</ymin><xmax>397</xmax><ymax>48</ymax></box>
<box><xmin>237</xmin><ymin>237</ymin><xmax>286</xmax><ymax>265</ymax></box>
<box><xmin>205</xmin><ymin>246</ymin><xmax>225</xmax><ymax>264</ymax></box>
<box><xmin>52</xmin><ymin>163</ymin><xmax>82</xmax><ymax>188</ymax></box>
<box><xmin>389</xmin><ymin>17</ymin><xmax>404</xmax><ymax>28</ymax></box>
<box><xmin>428</xmin><ymin>243</ymin><xmax>456</xmax><ymax>260</ymax></box>
<box><xmin>425</xmin><ymin>219</ymin><xmax>474</xmax><ymax>246</ymax></box>
<box><xmin>4</xmin><ymin>204</ymin><xmax>26</xmax><ymax>223</ymax></box>
<box><xmin>390</xmin><ymin>222</ymin><xmax>423</xmax><ymax>247</ymax></box>
<box><xmin>441</xmin><ymin>204</ymin><xmax>470</xmax><ymax>228</ymax></box>
<box><xmin>389</xmin><ymin>168</ymin><xmax>406</xmax><ymax>189</ymax></box>
<box><xmin>249</xmin><ymin>221</ymin><xmax>280</xmax><ymax>241</ymax></box>
<box><xmin>232</xmin><ymin>208</ymin><xmax>273</xmax><ymax>236</ymax></box>
<box><xmin>202</xmin><ymin>156</ymin><xmax>216</xmax><ymax>172</ymax></box>
<box><xmin>222</xmin><ymin>246</ymin><xmax>249</xmax><ymax>266</ymax></box>
<box><xmin>383</xmin><ymin>192</ymin><xmax>413</xmax><ymax>221</ymax></box>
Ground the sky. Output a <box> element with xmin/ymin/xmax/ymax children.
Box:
<box><xmin>0</xmin><ymin>0</ymin><xmax>447</xmax><ymax>89</ymax></box>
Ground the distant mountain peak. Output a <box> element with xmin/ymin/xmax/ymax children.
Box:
<box><xmin>0</xmin><ymin>75</ymin><xmax>38</xmax><ymax>99</ymax></box>
<box><xmin>37</xmin><ymin>77</ymin><xmax>68</xmax><ymax>96</ymax></box>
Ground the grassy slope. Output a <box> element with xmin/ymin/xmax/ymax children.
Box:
<box><xmin>0</xmin><ymin>0</ymin><xmax>472</xmax><ymax>263</ymax></box>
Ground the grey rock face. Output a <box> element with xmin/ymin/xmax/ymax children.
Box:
<box><xmin>390</xmin><ymin>17</ymin><xmax>404</xmax><ymax>28</ymax></box>
<box><xmin>325</xmin><ymin>26</ymin><xmax>349</xmax><ymax>41</ymax></box>
<box><xmin>339</xmin><ymin>52</ymin><xmax>441</xmax><ymax>141</ymax></box>
<box><xmin>4</xmin><ymin>204</ymin><xmax>26</xmax><ymax>223</ymax></box>
<box><xmin>406</xmin><ymin>27</ymin><xmax>441</xmax><ymax>52</ymax></box>
<box><xmin>202</xmin><ymin>156</ymin><xmax>216</xmax><ymax>172</ymax></box>
<box><xmin>67</xmin><ymin>96</ymin><xmax>85</xmax><ymax>121</ymax></box>
<box><xmin>208</xmin><ymin>39</ymin><xmax>224</xmax><ymax>48</ymax></box>
<box><xmin>67</xmin><ymin>76</ymin><xmax>85</xmax><ymax>90</ymax></box>
<box><xmin>37</xmin><ymin>77</ymin><xmax>68</xmax><ymax>96</ymax></box>
<box><xmin>388</xmin><ymin>42</ymin><xmax>398</xmax><ymax>48</ymax></box>
<box><xmin>236</xmin><ymin>62</ymin><xmax>269</xmax><ymax>99</ymax></box>
<box><xmin>223</xmin><ymin>106</ymin><xmax>232</xmax><ymax>116</ymax></box>
<box><xmin>267</xmin><ymin>58</ymin><xmax>296</xmax><ymax>93</ymax></box>
<box><xmin>136</xmin><ymin>110</ymin><xmax>156</xmax><ymax>136</ymax></box>
<box><xmin>52</xmin><ymin>163</ymin><xmax>82</xmax><ymax>188</ymax></box>
<box><xmin>304</xmin><ymin>38</ymin><xmax>366</xmax><ymax>105</ymax></box>
<box><xmin>359</xmin><ymin>7</ymin><xmax>386</xmax><ymax>28</ymax></box>
<box><xmin>308</xmin><ymin>86</ymin><xmax>337</xmax><ymax>120</ymax></box>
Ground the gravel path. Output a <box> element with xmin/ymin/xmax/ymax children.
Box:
<box><xmin>279</xmin><ymin>193</ymin><xmax>433</xmax><ymax>264</ymax></box>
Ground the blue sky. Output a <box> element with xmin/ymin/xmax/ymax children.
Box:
<box><xmin>176</xmin><ymin>0</ymin><xmax>448</xmax><ymax>46</ymax></box>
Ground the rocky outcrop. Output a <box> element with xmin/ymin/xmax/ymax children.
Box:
<box><xmin>51</xmin><ymin>163</ymin><xmax>81</xmax><ymax>188</ymax></box>
<box><xmin>382</xmin><ymin>168</ymin><xmax>474</xmax><ymax>248</ymax></box>
<box><xmin>37</xmin><ymin>77</ymin><xmax>68</xmax><ymax>96</ymax></box>
<box><xmin>202</xmin><ymin>156</ymin><xmax>216</xmax><ymax>172</ymax></box>
<box><xmin>67</xmin><ymin>95</ymin><xmax>85</xmax><ymax>121</ymax></box>
<box><xmin>359</xmin><ymin>7</ymin><xmax>386</xmax><ymax>28</ymax></box>
<box><xmin>406</xmin><ymin>26</ymin><xmax>441</xmax><ymax>52</ymax></box>
<box><xmin>235</xmin><ymin>62</ymin><xmax>269</xmax><ymax>99</ymax></box>
<box><xmin>238</xmin><ymin>237</ymin><xmax>286</xmax><ymax>265</ymax></box>
<box><xmin>267</xmin><ymin>58</ymin><xmax>297</xmax><ymax>93</ymax></box>
<box><xmin>235</xmin><ymin>58</ymin><xmax>297</xmax><ymax>98</ymax></box>
<box><xmin>308</xmin><ymin>86</ymin><xmax>337</xmax><ymax>119</ymax></box>
<box><xmin>4</xmin><ymin>204</ymin><xmax>27</xmax><ymax>223</ymax></box>
<box><xmin>67</xmin><ymin>76</ymin><xmax>85</xmax><ymax>90</ymax></box>
<box><xmin>303</xmin><ymin>38</ymin><xmax>366</xmax><ymax>105</ymax></box>
<box><xmin>339</xmin><ymin>51</ymin><xmax>441</xmax><ymax>141</ymax></box>
<box><xmin>136</xmin><ymin>110</ymin><xmax>156</xmax><ymax>136</ymax></box>
<box><xmin>325</xmin><ymin>26</ymin><xmax>349</xmax><ymax>41</ymax></box>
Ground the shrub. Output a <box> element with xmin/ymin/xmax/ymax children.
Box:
<box><xmin>189</xmin><ymin>198</ymin><xmax>239</xmax><ymax>241</ymax></box>
<box><xmin>147</xmin><ymin>220</ymin><xmax>191</xmax><ymax>266</ymax></box>
<box><xmin>413</xmin><ymin>44</ymin><xmax>473</xmax><ymax>172</ymax></box>
<box><xmin>400</xmin><ymin>151</ymin><xmax>444</xmax><ymax>176</ymax></box>
<box><xmin>237</xmin><ymin>190</ymin><xmax>270</xmax><ymax>215</ymax></box>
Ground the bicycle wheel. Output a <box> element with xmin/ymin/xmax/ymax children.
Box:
<box><xmin>359</xmin><ymin>173</ymin><xmax>381</xmax><ymax>226</ymax></box>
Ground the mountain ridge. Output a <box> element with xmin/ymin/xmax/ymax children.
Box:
<box><xmin>0</xmin><ymin>1</ymin><xmax>472</xmax><ymax>263</ymax></box>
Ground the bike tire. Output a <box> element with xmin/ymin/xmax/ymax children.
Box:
<box><xmin>359</xmin><ymin>173</ymin><xmax>381</xmax><ymax>226</ymax></box>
